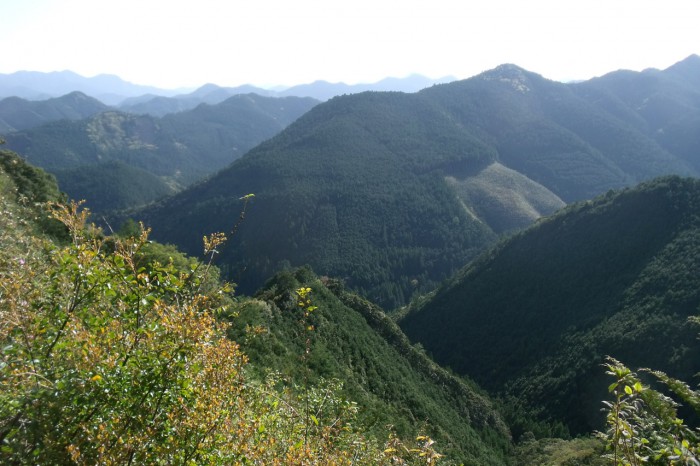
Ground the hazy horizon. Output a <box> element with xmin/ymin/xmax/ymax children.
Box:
<box><xmin>1</xmin><ymin>0</ymin><xmax>698</xmax><ymax>89</ymax></box>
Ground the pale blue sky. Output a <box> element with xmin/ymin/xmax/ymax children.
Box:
<box><xmin>1</xmin><ymin>0</ymin><xmax>697</xmax><ymax>89</ymax></box>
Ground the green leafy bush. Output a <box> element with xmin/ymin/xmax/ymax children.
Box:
<box><xmin>600</xmin><ymin>356</ymin><xmax>700</xmax><ymax>465</ymax></box>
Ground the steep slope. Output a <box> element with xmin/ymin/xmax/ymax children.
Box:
<box><xmin>0</xmin><ymin>147</ymin><xmax>64</xmax><ymax>207</ymax></box>
<box><xmin>230</xmin><ymin>267</ymin><xmax>512</xmax><ymax>465</ymax></box>
<box><xmin>0</xmin><ymin>91</ymin><xmax>109</xmax><ymax>132</ymax></box>
<box><xmin>664</xmin><ymin>53</ymin><xmax>700</xmax><ymax>92</ymax></box>
<box><xmin>445</xmin><ymin>162</ymin><xmax>565</xmax><ymax>233</ymax></box>
<box><xmin>400</xmin><ymin>176</ymin><xmax>700</xmax><ymax>435</ymax></box>
<box><xmin>3</xmin><ymin>94</ymin><xmax>317</xmax><ymax>213</ymax></box>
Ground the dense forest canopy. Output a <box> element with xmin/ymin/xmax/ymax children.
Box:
<box><xmin>400</xmin><ymin>176</ymin><xmax>700</xmax><ymax>436</ymax></box>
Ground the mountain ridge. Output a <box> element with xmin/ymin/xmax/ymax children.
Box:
<box><xmin>0</xmin><ymin>91</ymin><xmax>109</xmax><ymax>132</ymax></box>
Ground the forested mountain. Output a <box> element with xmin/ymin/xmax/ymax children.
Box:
<box><xmin>2</xmin><ymin>94</ymin><xmax>318</xmax><ymax>213</ymax></box>
<box><xmin>136</xmin><ymin>56</ymin><xmax>699</xmax><ymax>309</ymax></box>
<box><xmin>137</xmin><ymin>91</ymin><xmax>512</xmax><ymax>308</ymax></box>
<box><xmin>0</xmin><ymin>91</ymin><xmax>109</xmax><ymax>132</ymax></box>
<box><xmin>572</xmin><ymin>54</ymin><xmax>700</xmax><ymax>175</ymax></box>
<box><xmin>420</xmin><ymin>58</ymin><xmax>698</xmax><ymax>202</ymax></box>
<box><xmin>2</xmin><ymin>56</ymin><xmax>698</xmax><ymax>464</ymax></box>
<box><xmin>53</xmin><ymin>161</ymin><xmax>178</xmax><ymax>215</ymax></box>
<box><xmin>399</xmin><ymin>176</ymin><xmax>700</xmax><ymax>436</ymax></box>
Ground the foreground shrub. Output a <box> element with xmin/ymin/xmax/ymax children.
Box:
<box><xmin>0</xmin><ymin>201</ymin><xmax>443</xmax><ymax>464</ymax></box>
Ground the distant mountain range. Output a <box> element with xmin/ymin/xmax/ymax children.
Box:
<box><xmin>134</xmin><ymin>55</ymin><xmax>700</xmax><ymax>308</ymax></box>
<box><xmin>0</xmin><ymin>70</ymin><xmax>454</xmax><ymax>109</ymax></box>
<box><xmin>120</xmin><ymin>75</ymin><xmax>455</xmax><ymax>116</ymax></box>
<box><xmin>0</xmin><ymin>70</ymin><xmax>186</xmax><ymax>105</ymax></box>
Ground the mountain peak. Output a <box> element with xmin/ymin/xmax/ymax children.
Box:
<box><xmin>664</xmin><ymin>53</ymin><xmax>700</xmax><ymax>80</ymax></box>
<box><xmin>193</xmin><ymin>83</ymin><xmax>223</xmax><ymax>92</ymax></box>
<box><xmin>478</xmin><ymin>64</ymin><xmax>534</xmax><ymax>93</ymax></box>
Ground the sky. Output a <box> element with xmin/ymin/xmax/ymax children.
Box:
<box><xmin>1</xmin><ymin>0</ymin><xmax>698</xmax><ymax>90</ymax></box>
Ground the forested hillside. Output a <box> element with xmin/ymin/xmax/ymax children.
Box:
<box><xmin>137</xmin><ymin>91</ymin><xmax>507</xmax><ymax>308</ymax></box>
<box><xmin>2</xmin><ymin>94</ymin><xmax>317</xmax><ymax>213</ymax></box>
<box><xmin>229</xmin><ymin>267</ymin><xmax>512</xmax><ymax>464</ymax></box>
<box><xmin>400</xmin><ymin>176</ymin><xmax>700</xmax><ymax>436</ymax></box>
<box><xmin>137</xmin><ymin>56</ymin><xmax>700</xmax><ymax>309</ymax></box>
<box><xmin>573</xmin><ymin>54</ymin><xmax>700</xmax><ymax>175</ymax></box>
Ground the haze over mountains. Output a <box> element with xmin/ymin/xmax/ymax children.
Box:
<box><xmin>0</xmin><ymin>69</ymin><xmax>454</xmax><ymax>108</ymax></box>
